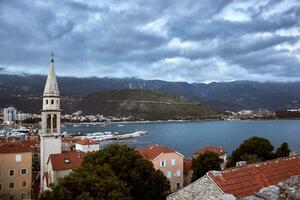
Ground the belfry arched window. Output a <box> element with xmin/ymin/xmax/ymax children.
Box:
<box><xmin>53</xmin><ymin>114</ymin><xmax>57</xmax><ymax>129</ymax></box>
<box><xmin>47</xmin><ymin>114</ymin><xmax>51</xmax><ymax>130</ymax></box>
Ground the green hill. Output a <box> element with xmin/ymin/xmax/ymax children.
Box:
<box><xmin>78</xmin><ymin>89</ymin><xmax>218</xmax><ymax>120</ymax></box>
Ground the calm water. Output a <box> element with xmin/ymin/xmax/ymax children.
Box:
<box><xmin>62</xmin><ymin>120</ymin><xmax>300</xmax><ymax>157</ymax></box>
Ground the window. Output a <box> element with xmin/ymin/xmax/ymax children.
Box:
<box><xmin>9</xmin><ymin>169</ymin><xmax>14</xmax><ymax>176</ymax></box>
<box><xmin>34</xmin><ymin>153</ymin><xmax>39</xmax><ymax>158</ymax></box>
<box><xmin>9</xmin><ymin>182</ymin><xmax>14</xmax><ymax>189</ymax></box>
<box><xmin>176</xmin><ymin>183</ymin><xmax>181</xmax><ymax>189</ymax></box>
<box><xmin>21</xmin><ymin>181</ymin><xmax>27</xmax><ymax>188</ymax></box>
<box><xmin>160</xmin><ymin>160</ymin><xmax>166</xmax><ymax>167</ymax></box>
<box><xmin>45</xmin><ymin>99</ymin><xmax>48</xmax><ymax>104</ymax></box>
<box><xmin>0</xmin><ymin>183</ymin><xmax>2</xmax><ymax>191</ymax></box>
<box><xmin>64</xmin><ymin>158</ymin><xmax>70</xmax><ymax>164</ymax></box>
<box><xmin>16</xmin><ymin>154</ymin><xmax>22</xmax><ymax>162</ymax></box>
<box><xmin>51</xmin><ymin>99</ymin><xmax>54</xmax><ymax>104</ymax></box>
<box><xmin>20</xmin><ymin>168</ymin><xmax>27</xmax><ymax>175</ymax></box>
<box><xmin>171</xmin><ymin>159</ymin><xmax>176</xmax><ymax>166</ymax></box>
<box><xmin>176</xmin><ymin>170</ymin><xmax>181</xmax><ymax>177</ymax></box>
<box><xmin>166</xmin><ymin>171</ymin><xmax>171</xmax><ymax>178</ymax></box>
<box><xmin>21</xmin><ymin>194</ymin><xmax>26</xmax><ymax>199</ymax></box>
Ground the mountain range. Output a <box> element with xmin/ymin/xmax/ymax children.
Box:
<box><xmin>1</xmin><ymin>73</ymin><xmax>300</xmax><ymax>113</ymax></box>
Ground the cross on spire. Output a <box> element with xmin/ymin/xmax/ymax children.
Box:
<box><xmin>51</xmin><ymin>51</ymin><xmax>54</xmax><ymax>63</ymax></box>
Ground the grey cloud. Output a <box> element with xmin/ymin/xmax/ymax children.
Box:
<box><xmin>0</xmin><ymin>0</ymin><xmax>299</xmax><ymax>82</ymax></box>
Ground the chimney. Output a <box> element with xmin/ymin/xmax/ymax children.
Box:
<box><xmin>236</xmin><ymin>161</ymin><xmax>247</xmax><ymax>167</ymax></box>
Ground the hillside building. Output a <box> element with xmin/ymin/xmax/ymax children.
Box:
<box><xmin>0</xmin><ymin>142</ymin><xmax>32</xmax><ymax>200</ymax></box>
<box><xmin>137</xmin><ymin>145</ymin><xmax>184</xmax><ymax>191</ymax></box>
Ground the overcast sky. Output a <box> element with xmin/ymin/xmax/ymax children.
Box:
<box><xmin>0</xmin><ymin>0</ymin><xmax>299</xmax><ymax>83</ymax></box>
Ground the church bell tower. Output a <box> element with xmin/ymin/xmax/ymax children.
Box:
<box><xmin>40</xmin><ymin>53</ymin><xmax>62</xmax><ymax>190</ymax></box>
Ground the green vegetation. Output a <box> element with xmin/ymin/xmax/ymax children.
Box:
<box><xmin>78</xmin><ymin>89</ymin><xmax>217</xmax><ymax>120</ymax></box>
<box><xmin>275</xmin><ymin>142</ymin><xmax>291</xmax><ymax>157</ymax></box>
<box><xmin>191</xmin><ymin>152</ymin><xmax>222</xmax><ymax>182</ymax></box>
<box><xmin>226</xmin><ymin>137</ymin><xmax>291</xmax><ymax>168</ymax></box>
<box><xmin>39</xmin><ymin>145</ymin><xmax>170</xmax><ymax>200</ymax></box>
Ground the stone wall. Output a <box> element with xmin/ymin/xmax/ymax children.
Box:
<box><xmin>167</xmin><ymin>175</ymin><xmax>224</xmax><ymax>200</ymax></box>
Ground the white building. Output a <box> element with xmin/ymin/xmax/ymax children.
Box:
<box><xmin>3</xmin><ymin>106</ymin><xmax>17</xmax><ymax>122</ymax></box>
<box><xmin>40</xmin><ymin>53</ymin><xmax>62</xmax><ymax>191</ymax></box>
<box><xmin>75</xmin><ymin>140</ymin><xmax>100</xmax><ymax>153</ymax></box>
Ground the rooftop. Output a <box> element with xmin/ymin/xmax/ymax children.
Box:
<box><xmin>0</xmin><ymin>142</ymin><xmax>32</xmax><ymax>154</ymax></box>
<box><xmin>209</xmin><ymin>155</ymin><xmax>300</xmax><ymax>198</ymax></box>
<box><xmin>137</xmin><ymin>144</ymin><xmax>180</xmax><ymax>160</ymax></box>
<box><xmin>48</xmin><ymin>151</ymin><xmax>86</xmax><ymax>170</ymax></box>
<box><xmin>75</xmin><ymin>139</ymin><xmax>100</xmax><ymax>145</ymax></box>
<box><xmin>195</xmin><ymin>145</ymin><xmax>226</xmax><ymax>157</ymax></box>
<box><xmin>20</xmin><ymin>140</ymin><xmax>40</xmax><ymax>152</ymax></box>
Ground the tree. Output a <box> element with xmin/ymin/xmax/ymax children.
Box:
<box><xmin>227</xmin><ymin>137</ymin><xmax>274</xmax><ymax>167</ymax></box>
<box><xmin>191</xmin><ymin>152</ymin><xmax>222</xmax><ymax>181</ymax></box>
<box><xmin>275</xmin><ymin>142</ymin><xmax>291</xmax><ymax>158</ymax></box>
<box><xmin>40</xmin><ymin>145</ymin><xmax>170</xmax><ymax>200</ymax></box>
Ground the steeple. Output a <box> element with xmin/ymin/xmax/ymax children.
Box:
<box><xmin>43</xmin><ymin>52</ymin><xmax>60</xmax><ymax>96</ymax></box>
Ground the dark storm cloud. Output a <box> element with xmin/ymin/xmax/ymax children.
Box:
<box><xmin>0</xmin><ymin>0</ymin><xmax>299</xmax><ymax>82</ymax></box>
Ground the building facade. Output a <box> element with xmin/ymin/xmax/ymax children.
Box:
<box><xmin>3</xmin><ymin>107</ymin><xmax>17</xmax><ymax>123</ymax></box>
<box><xmin>138</xmin><ymin>145</ymin><xmax>184</xmax><ymax>191</ymax></box>
<box><xmin>0</xmin><ymin>142</ymin><xmax>32</xmax><ymax>200</ymax></box>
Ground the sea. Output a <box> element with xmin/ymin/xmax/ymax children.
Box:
<box><xmin>62</xmin><ymin>120</ymin><xmax>300</xmax><ymax>157</ymax></box>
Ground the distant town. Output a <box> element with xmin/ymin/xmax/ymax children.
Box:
<box><xmin>4</xmin><ymin>105</ymin><xmax>300</xmax><ymax>126</ymax></box>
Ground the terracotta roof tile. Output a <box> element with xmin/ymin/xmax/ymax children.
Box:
<box><xmin>75</xmin><ymin>139</ymin><xmax>100</xmax><ymax>145</ymax></box>
<box><xmin>195</xmin><ymin>145</ymin><xmax>226</xmax><ymax>156</ymax></box>
<box><xmin>49</xmin><ymin>151</ymin><xmax>86</xmax><ymax>170</ymax></box>
<box><xmin>21</xmin><ymin>140</ymin><xmax>40</xmax><ymax>153</ymax></box>
<box><xmin>208</xmin><ymin>155</ymin><xmax>300</xmax><ymax>198</ymax></box>
<box><xmin>0</xmin><ymin>142</ymin><xmax>32</xmax><ymax>153</ymax></box>
<box><xmin>137</xmin><ymin>144</ymin><xmax>177</xmax><ymax>160</ymax></box>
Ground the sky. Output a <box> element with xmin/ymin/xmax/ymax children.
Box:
<box><xmin>0</xmin><ymin>0</ymin><xmax>299</xmax><ymax>83</ymax></box>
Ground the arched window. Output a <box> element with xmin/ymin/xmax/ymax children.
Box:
<box><xmin>47</xmin><ymin>114</ymin><xmax>51</xmax><ymax>130</ymax></box>
<box><xmin>51</xmin><ymin>100</ymin><xmax>54</xmax><ymax>104</ymax></box>
<box><xmin>53</xmin><ymin>114</ymin><xmax>57</xmax><ymax>129</ymax></box>
<box><xmin>45</xmin><ymin>99</ymin><xmax>48</xmax><ymax>104</ymax></box>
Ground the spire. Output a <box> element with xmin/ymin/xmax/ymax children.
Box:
<box><xmin>43</xmin><ymin>52</ymin><xmax>60</xmax><ymax>96</ymax></box>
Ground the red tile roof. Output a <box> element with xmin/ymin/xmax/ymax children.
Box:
<box><xmin>48</xmin><ymin>151</ymin><xmax>86</xmax><ymax>170</ymax></box>
<box><xmin>195</xmin><ymin>145</ymin><xmax>226</xmax><ymax>157</ymax></box>
<box><xmin>75</xmin><ymin>139</ymin><xmax>100</xmax><ymax>145</ymax></box>
<box><xmin>0</xmin><ymin>142</ymin><xmax>32</xmax><ymax>153</ymax></box>
<box><xmin>208</xmin><ymin>155</ymin><xmax>300</xmax><ymax>198</ymax></box>
<box><xmin>21</xmin><ymin>140</ymin><xmax>40</xmax><ymax>153</ymax></box>
<box><xmin>137</xmin><ymin>144</ymin><xmax>179</xmax><ymax>160</ymax></box>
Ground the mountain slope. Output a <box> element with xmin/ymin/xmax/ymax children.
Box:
<box><xmin>1</xmin><ymin>73</ymin><xmax>300</xmax><ymax>111</ymax></box>
<box><xmin>78</xmin><ymin>89</ymin><xmax>217</xmax><ymax>120</ymax></box>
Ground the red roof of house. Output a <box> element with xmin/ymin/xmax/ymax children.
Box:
<box><xmin>48</xmin><ymin>151</ymin><xmax>86</xmax><ymax>170</ymax></box>
<box><xmin>0</xmin><ymin>142</ymin><xmax>32</xmax><ymax>153</ymax></box>
<box><xmin>137</xmin><ymin>144</ymin><xmax>179</xmax><ymax>160</ymax></box>
<box><xmin>20</xmin><ymin>140</ymin><xmax>40</xmax><ymax>153</ymax></box>
<box><xmin>195</xmin><ymin>145</ymin><xmax>226</xmax><ymax>156</ymax></box>
<box><xmin>75</xmin><ymin>139</ymin><xmax>100</xmax><ymax>145</ymax></box>
<box><xmin>208</xmin><ymin>155</ymin><xmax>300</xmax><ymax>198</ymax></box>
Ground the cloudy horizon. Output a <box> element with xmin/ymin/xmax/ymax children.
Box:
<box><xmin>0</xmin><ymin>0</ymin><xmax>299</xmax><ymax>83</ymax></box>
